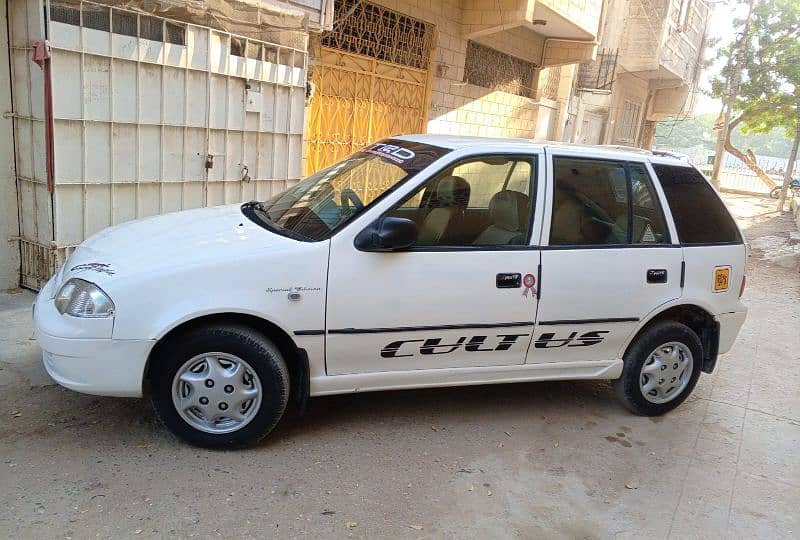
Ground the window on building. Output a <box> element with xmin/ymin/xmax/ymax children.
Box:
<box><xmin>165</xmin><ymin>22</ymin><xmax>186</xmax><ymax>46</ymax></box>
<box><xmin>321</xmin><ymin>0</ymin><xmax>435</xmax><ymax>70</ymax></box>
<box><xmin>82</xmin><ymin>5</ymin><xmax>109</xmax><ymax>31</ymax></box>
<box><xmin>618</xmin><ymin>99</ymin><xmax>642</xmax><ymax>143</ymax></box>
<box><xmin>550</xmin><ymin>158</ymin><xmax>669</xmax><ymax>245</ymax></box>
<box><xmin>246</xmin><ymin>41</ymin><xmax>263</xmax><ymax>60</ymax></box>
<box><xmin>50</xmin><ymin>4</ymin><xmax>80</xmax><ymax>26</ymax></box>
<box><xmin>463</xmin><ymin>41</ymin><xmax>536</xmax><ymax>99</ymax></box>
<box><xmin>652</xmin><ymin>164</ymin><xmax>742</xmax><ymax>244</ymax></box>
<box><xmin>113</xmin><ymin>11</ymin><xmax>138</xmax><ymax>37</ymax></box>
<box><xmin>386</xmin><ymin>156</ymin><xmax>536</xmax><ymax>247</ymax></box>
<box><xmin>231</xmin><ymin>37</ymin><xmax>245</xmax><ymax>57</ymax></box>
<box><xmin>139</xmin><ymin>16</ymin><xmax>163</xmax><ymax>41</ymax></box>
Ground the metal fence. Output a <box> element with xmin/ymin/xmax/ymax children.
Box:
<box><xmin>576</xmin><ymin>48</ymin><xmax>617</xmax><ymax>91</ymax></box>
<box><xmin>696</xmin><ymin>164</ymin><xmax>781</xmax><ymax>195</ymax></box>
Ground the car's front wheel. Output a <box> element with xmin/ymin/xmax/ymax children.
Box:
<box><xmin>614</xmin><ymin>321</ymin><xmax>702</xmax><ymax>416</ymax></box>
<box><xmin>151</xmin><ymin>325</ymin><xmax>290</xmax><ymax>448</ymax></box>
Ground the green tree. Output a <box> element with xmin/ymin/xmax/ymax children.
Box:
<box><xmin>712</xmin><ymin>0</ymin><xmax>800</xmax><ymax>210</ymax></box>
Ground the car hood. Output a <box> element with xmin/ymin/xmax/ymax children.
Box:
<box><xmin>61</xmin><ymin>204</ymin><xmax>298</xmax><ymax>284</ymax></box>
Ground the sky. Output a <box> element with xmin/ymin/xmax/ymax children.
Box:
<box><xmin>694</xmin><ymin>1</ymin><xmax>749</xmax><ymax>115</ymax></box>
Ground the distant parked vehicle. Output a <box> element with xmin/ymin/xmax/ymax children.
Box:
<box><xmin>769</xmin><ymin>178</ymin><xmax>800</xmax><ymax>199</ymax></box>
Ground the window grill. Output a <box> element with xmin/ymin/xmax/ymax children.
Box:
<box><xmin>112</xmin><ymin>11</ymin><xmax>138</xmax><ymax>37</ymax></box>
<box><xmin>577</xmin><ymin>48</ymin><xmax>618</xmax><ymax>91</ymax></box>
<box><xmin>321</xmin><ymin>0</ymin><xmax>435</xmax><ymax>70</ymax></box>
<box><xmin>50</xmin><ymin>3</ymin><xmax>80</xmax><ymax>26</ymax></box>
<box><xmin>82</xmin><ymin>5</ymin><xmax>109</xmax><ymax>31</ymax></box>
<box><xmin>139</xmin><ymin>15</ymin><xmax>163</xmax><ymax>41</ymax></box>
<box><xmin>165</xmin><ymin>22</ymin><xmax>186</xmax><ymax>46</ymax></box>
<box><xmin>246</xmin><ymin>41</ymin><xmax>263</xmax><ymax>60</ymax></box>
<box><xmin>618</xmin><ymin>99</ymin><xmax>643</xmax><ymax>143</ymax></box>
<box><xmin>463</xmin><ymin>40</ymin><xmax>535</xmax><ymax>99</ymax></box>
<box><xmin>231</xmin><ymin>37</ymin><xmax>245</xmax><ymax>57</ymax></box>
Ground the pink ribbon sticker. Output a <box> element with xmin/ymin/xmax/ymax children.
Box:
<box><xmin>522</xmin><ymin>273</ymin><xmax>536</xmax><ymax>298</ymax></box>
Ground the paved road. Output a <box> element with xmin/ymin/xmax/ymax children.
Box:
<box><xmin>1</xmin><ymin>194</ymin><xmax>798</xmax><ymax>539</ymax></box>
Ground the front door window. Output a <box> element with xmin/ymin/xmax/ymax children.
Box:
<box><xmin>386</xmin><ymin>155</ymin><xmax>536</xmax><ymax>247</ymax></box>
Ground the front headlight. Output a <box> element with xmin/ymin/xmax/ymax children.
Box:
<box><xmin>54</xmin><ymin>278</ymin><xmax>115</xmax><ymax>318</ymax></box>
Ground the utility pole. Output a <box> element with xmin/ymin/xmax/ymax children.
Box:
<box><xmin>711</xmin><ymin>0</ymin><xmax>757</xmax><ymax>189</ymax></box>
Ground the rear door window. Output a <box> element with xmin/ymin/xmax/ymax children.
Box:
<box><xmin>550</xmin><ymin>158</ymin><xmax>669</xmax><ymax>245</ymax></box>
<box><xmin>652</xmin><ymin>164</ymin><xmax>742</xmax><ymax>244</ymax></box>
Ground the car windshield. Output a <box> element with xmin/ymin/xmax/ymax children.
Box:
<box><xmin>243</xmin><ymin>140</ymin><xmax>451</xmax><ymax>241</ymax></box>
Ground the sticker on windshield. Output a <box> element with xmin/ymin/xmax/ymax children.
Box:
<box><xmin>363</xmin><ymin>143</ymin><xmax>416</xmax><ymax>164</ymax></box>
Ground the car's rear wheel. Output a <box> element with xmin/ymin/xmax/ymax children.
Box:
<box><xmin>151</xmin><ymin>325</ymin><xmax>289</xmax><ymax>448</ymax></box>
<box><xmin>614</xmin><ymin>321</ymin><xmax>702</xmax><ymax>415</ymax></box>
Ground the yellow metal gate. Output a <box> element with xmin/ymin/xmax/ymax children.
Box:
<box><xmin>306</xmin><ymin>0</ymin><xmax>435</xmax><ymax>173</ymax></box>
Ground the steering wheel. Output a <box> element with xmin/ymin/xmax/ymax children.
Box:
<box><xmin>340</xmin><ymin>188</ymin><xmax>364</xmax><ymax>217</ymax></box>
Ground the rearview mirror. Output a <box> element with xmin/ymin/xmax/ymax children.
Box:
<box><xmin>354</xmin><ymin>217</ymin><xmax>418</xmax><ymax>251</ymax></box>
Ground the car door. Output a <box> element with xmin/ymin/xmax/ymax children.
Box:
<box><xmin>325</xmin><ymin>152</ymin><xmax>545</xmax><ymax>375</ymax></box>
<box><xmin>530</xmin><ymin>151</ymin><xmax>683</xmax><ymax>364</ymax></box>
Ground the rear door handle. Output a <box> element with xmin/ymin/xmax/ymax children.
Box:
<box><xmin>496</xmin><ymin>273</ymin><xmax>521</xmax><ymax>288</ymax></box>
<box><xmin>646</xmin><ymin>269</ymin><xmax>668</xmax><ymax>283</ymax></box>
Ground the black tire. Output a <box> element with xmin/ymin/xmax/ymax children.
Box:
<box><xmin>151</xmin><ymin>324</ymin><xmax>290</xmax><ymax>448</ymax></box>
<box><xmin>614</xmin><ymin>321</ymin><xmax>702</xmax><ymax>416</ymax></box>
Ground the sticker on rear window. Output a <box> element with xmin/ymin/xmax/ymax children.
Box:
<box><xmin>713</xmin><ymin>266</ymin><xmax>730</xmax><ymax>292</ymax></box>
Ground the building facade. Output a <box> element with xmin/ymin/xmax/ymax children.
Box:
<box><xmin>305</xmin><ymin>0</ymin><xmax>604</xmax><ymax>172</ymax></box>
<box><xmin>566</xmin><ymin>0</ymin><xmax>709</xmax><ymax>148</ymax></box>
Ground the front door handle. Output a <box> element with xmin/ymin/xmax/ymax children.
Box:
<box><xmin>496</xmin><ymin>273</ymin><xmax>521</xmax><ymax>288</ymax></box>
<box><xmin>646</xmin><ymin>269</ymin><xmax>668</xmax><ymax>283</ymax></box>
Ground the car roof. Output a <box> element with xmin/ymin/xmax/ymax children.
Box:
<box><xmin>393</xmin><ymin>134</ymin><xmax>691</xmax><ymax>167</ymax></box>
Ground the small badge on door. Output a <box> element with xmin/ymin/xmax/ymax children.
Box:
<box><xmin>713</xmin><ymin>266</ymin><xmax>731</xmax><ymax>292</ymax></box>
<box><xmin>522</xmin><ymin>273</ymin><xmax>537</xmax><ymax>298</ymax></box>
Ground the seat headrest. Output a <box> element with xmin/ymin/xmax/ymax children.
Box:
<box><xmin>488</xmin><ymin>190</ymin><xmax>530</xmax><ymax>232</ymax></box>
<box><xmin>433</xmin><ymin>176</ymin><xmax>471</xmax><ymax>208</ymax></box>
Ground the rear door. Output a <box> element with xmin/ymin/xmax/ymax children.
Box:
<box><xmin>651</xmin><ymin>163</ymin><xmax>747</xmax><ymax>319</ymax></box>
<box><xmin>529</xmin><ymin>151</ymin><xmax>683</xmax><ymax>364</ymax></box>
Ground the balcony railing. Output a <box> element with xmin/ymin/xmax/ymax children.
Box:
<box><xmin>576</xmin><ymin>48</ymin><xmax>618</xmax><ymax>91</ymax></box>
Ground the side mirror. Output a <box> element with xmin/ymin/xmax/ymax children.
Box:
<box><xmin>354</xmin><ymin>217</ymin><xmax>418</xmax><ymax>251</ymax></box>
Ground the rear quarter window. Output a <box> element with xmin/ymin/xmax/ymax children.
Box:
<box><xmin>652</xmin><ymin>164</ymin><xmax>742</xmax><ymax>244</ymax></box>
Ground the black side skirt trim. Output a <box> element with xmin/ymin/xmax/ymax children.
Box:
<box><xmin>328</xmin><ymin>321</ymin><xmax>535</xmax><ymax>335</ymax></box>
<box><xmin>294</xmin><ymin>329</ymin><xmax>325</xmax><ymax>336</ymax></box>
<box><xmin>538</xmin><ymin>317</ymin><xmax>639</xmax><ymax>326</ymax></box>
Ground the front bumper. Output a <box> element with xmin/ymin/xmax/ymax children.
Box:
<box><xmin>716</xmin><ymin>310</ymin><xmax>748</xmax><ymax>355</ymax></box>
<box><xmin>34</xmin><ymin>277</ymin><xmax>153</xmax><ymax>398</ymax></box>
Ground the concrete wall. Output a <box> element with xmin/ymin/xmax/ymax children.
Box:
<box><xmin>0</xmin><ymin>1</ymin><xmax>21</xmax><ymax>290</ymax></box>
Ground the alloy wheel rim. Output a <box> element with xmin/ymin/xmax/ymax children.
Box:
<box><xmin>171</xmin><ymin>352</ymin><xmax>262</xmax><ymax>434</ymax></box>
<box><xmin>639</xmin><ymin>341</ymin><xmax>693</xmax><ymax>404</ymax></box>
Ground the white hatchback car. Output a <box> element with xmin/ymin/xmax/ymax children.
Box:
<box><xmin>34</xmin><ymin>136</ymin><xmax>748</xmax><ymax>448</ymax></box>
